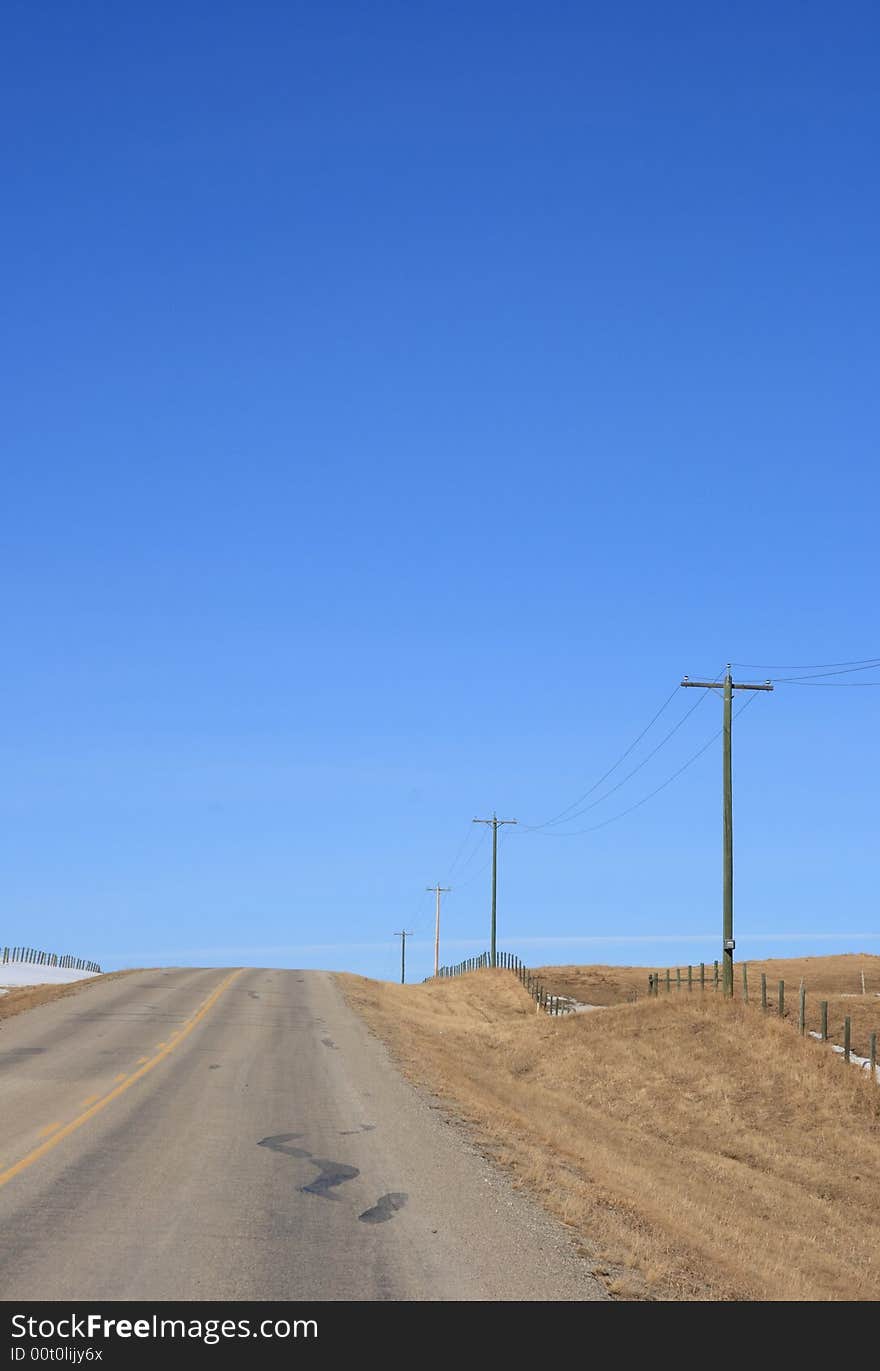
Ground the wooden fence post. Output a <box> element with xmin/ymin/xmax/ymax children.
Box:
<box><xmin>871</xmin><ymin>1032</ymin><xmax>877</xmax><ymax>1082</ymax></box>
<box><xmin>820</xmin><ymin>1000</ymin><xmax>828</xmax><ymax>1040</ymax></box>
<box><xmin>799</xmin><ymin>983</ymin><xmax>806</xmax><ymax>1036</ymax></box>
<box><xmin>713</xmin><ymin>960</ymin><xmax>719</xmax><ymax>991</ymax></box>
<box><xmin>742</xmin><ymin>963</ymin><xmax>748</xmax><ymax>1003</ymax></box>
<box><xmin>761</xmin><ymin>972</ymin><xmax>767</xmax><ymax>1010</ymax></box>
<box><xmin>676</xmin><ymin>967</ymin><xmax>681</xmax><ymax>992</ymax></box>
<box><xmin>688</xmin><ymin>965</ymin><xmax>693</xmax><ymax>992</ymax></box>
<box><xmin>700</xmin><ymin>962</ymin><xmax>705</xmax><ymax>990</ymax></box>
<box><xmin>844</xmin><ymin>1016</ymin><xmax>851</xmax><ymax>1063</ymax></box>
<box><xmin>665</xmin><ymin>969</ymin><xmax>670</xmax><ymax>993</ymax></box>
<box><xmin>778</xmin><ymin>980</ymin><xmax>785</xmax><ymax>1017</ymax></box>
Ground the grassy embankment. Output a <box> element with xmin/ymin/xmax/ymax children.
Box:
<box><xmin>340</xmin><ymin>954</ymin><xmax>880</xmax><ymax>1301</ymax></box>
<box><xmin>538</xmin><ymin>954</ymin><xmax>880</xmax><ymax>1055</ymax></box>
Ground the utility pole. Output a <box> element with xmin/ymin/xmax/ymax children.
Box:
<box><xmin>681</xmin><ymin>665</ymin><xmax>773</xmax><ymax>997</ymax></box>
<box><xmin>426</xmin><ymin>884</ymin><xmax>451</xmax><ymax>978</ymax></box>
<box><xmin>393</xmin><ymin>930</ymin><xmax>413</xmax><ymax>985</ymax></box>
<box><xmin>472</xmin><ymin>813</ymin><xmax>517</xmax><ymax>967</ymax></box>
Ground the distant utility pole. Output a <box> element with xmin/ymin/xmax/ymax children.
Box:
<box><xmin>681</xmin><ymin>665</ymin><xmax>773</xmax><ymax>998</ymax></box>
<box><xmin>472</xmin><ymin>813</ymin><xmax>517</xmax><ymax>967</ymax></box>
<box><xmin>393</xmin><ymin>930</ymin><xmax>413</xmax><ymax>985</ymax></box>
<box><xmin>426</xmin><ymin>885</ymin><xmax>451</xmax><ymax>977</ymax></box>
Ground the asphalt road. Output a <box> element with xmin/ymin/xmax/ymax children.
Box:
<box><xmin>0</xmin><ymin>968</ymin><xmax>605</xmax><ymax>1300</ymax></box>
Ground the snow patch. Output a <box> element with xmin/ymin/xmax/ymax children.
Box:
<box><xmin>0</xmin><ymin>963</ymin><xmax>100</xmax><ymax>987</ymax></box>
<box><xmin>809</xmin><ymin>1030</ymin><xmax>880</xmax><ymax>1083</ymax></box>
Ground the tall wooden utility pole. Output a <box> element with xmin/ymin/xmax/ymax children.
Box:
<box><xmin>393</xmin><ymin>930</ymin><xmax>413</xmax><ymax>985</ymax></box>
<box><xmin>681</xmin><ymin>666</ymin><xmax>773</xmax><ymax>997</ymax></box>
<box><xmin>472</xmin><ymin>813</ymin><xmax>517</xmax><ymax>967</ymax></box>
<box><xmin>426</xmin><ymin>884</ymin><xmax>451</xmax><ymax>977</ymax></box>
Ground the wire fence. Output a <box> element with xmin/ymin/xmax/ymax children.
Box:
<box><xmin>428</xmin><ymin>949</ymin><xmax>576</xmax><ymax>1015</ymax></box>
<box><xmin>429</xmin><ymin>952</ymin><xmax>880</xmax><ymax>1080</ymax></box>
<box><xmin>648</xmin><ymin>961</ymin><xmax>879</xmax><ymax>1084</ymax></box>
<box><xmin>2</xmin><ymin>946</ymin><xmax>101</xmax><ymax>974</ymax></box>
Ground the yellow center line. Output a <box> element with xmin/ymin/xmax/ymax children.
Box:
<box><xmin>80</xmin><ymin>1094</ymin><xmax>100</xmax><ymax>1107</ymax></box>
<box><xmin>37</xmin><ymin>1122</ymin><xmax>63</xmax><ymax>1139</ymax></box>
<box><xmin>0</xmin><ymin>970</ymin><xmax>241</xmax><ymax>1192</ymax></box>
<box><xmin>135</xmin><ymin>1057</ymin><xmax>149</xmax><ymax>1065</ymax></box>
<box><xmin>113</xmin><ymin>1073</ymin><xmax>128</xmax><ymax>1082</ymax></box>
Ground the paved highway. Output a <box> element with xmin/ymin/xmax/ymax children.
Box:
<box><xmin>0</xmin><ymin>968</ymin><xmax>604</xmax><ymax>1300</ymax></box>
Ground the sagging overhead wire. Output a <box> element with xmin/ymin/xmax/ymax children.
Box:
<box><xmin>733</xmin><ymin>657</ymin><xmax>880</xmax><ymax>671</ymax></box>
<box><xmin>529</xmin><ymin>690</ymin><xmax>763</xmax><ymax>839</ymax></box>
<box><xmin>451</xmin><ymin>851</ymin><xmax>492</xmax><ymax>891</ymax></box>
<box><xmin>524</xmin><ymin>669</ymin><xmax>724</xmax><ymax>832</ymax></box>
<box><xmin>771</xmin><ymin>679</ymin><xmax>880</xmax><ymax>686</ymax></box>
<box><xmin>445</xmin><ymin>825</ymin><xmax>482</xmax><ymax>881</ymax></box>
<box><xmin>447</xmin><ymin>823</ymin><xmax>489</xmax><ymax>881</ymax></box>
<box><xmin>523</xmin><ymin>683</ymin><xmax>681</xmax><ymax>831</ymax></box>
<box><xmin>771</xmin><ymin>662</ymin><xmax>880</xmax><ymax>681</ymax></box>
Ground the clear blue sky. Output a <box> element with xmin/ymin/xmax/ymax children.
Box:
<box><xmin>3</xmin><ymin>2</ymin><xmax>878</xmax><ymax>981</ymax></box>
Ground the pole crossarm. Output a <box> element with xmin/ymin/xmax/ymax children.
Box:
<box><xmin>681</xmin><ymin>678</ymin><xmax>774</xmax><ymax>691</ymax></box>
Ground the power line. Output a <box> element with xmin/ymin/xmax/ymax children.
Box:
<box><xmin>771</xmin><ymin>662</ymin><xmax>880</xmax><ymax>681</ymax></box>
<box><xmin>530</xmin><ymin>691</ymin><xmax>763</xmax><ymax>838</ymax></box>
<box><xmin>445</xmin><ymin>827</ymin><xmax>479</xmax><ymax>880</ymax></box>
<box><xmin>523</xmin><ymin>683</ymin><xmax>682</xmax><ymax>831</ymax></box>
<box><xmin>451</xmin><ymin>826</ymin><xmax>490</xmax><ymax>879</ymax></box>
<box><xmin>772</xmin><ymin>680</ymin><xmax>880</xmax><ymax>687</ymax></box>
<box><xmin>733</xmin><ymin>656</ymin><xmax>880</xmax><ymax>670</ymax></box>
<box><xmin>410</xmin><ymin>890</ymin><xmax>437</xmax><ymax>942</ymax></box>
<box><xmin>445</xmin><ymin>821</ymin><xmax>488</xmax><ymax>881</ymax></box>
<box><xmin>524</xmin><ymin>673</ymin><xmax>724</xmax><ymax>832</ymax></box>
<box><xmin>539</xmin><ymin>684</ymin><xmax>719</xmax><ymax>828</ymax></box>
<box><xmin>451</xmin><ymin>852</ymin><xmax>492</xmax><ymax>890</ymax></box>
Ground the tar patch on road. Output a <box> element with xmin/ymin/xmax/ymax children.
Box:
<box><xmin>339</xmin><ymin>1123</ymin><xmax>375</xmax><ymax>1135</ymax></box>
<box><xmin>258</xmin><ymin>1133</ymin><xmax>310</xmax><ymax>1158</ymax></box>
<box><xmin>301</xmin><ymin>1158</ymin><xmax>359</xmax><ymax>1198</ymax></box>
<box><xmin>359</xmin><ymin>1193</ymin><xmax>408</xmax><ymax>1224</ymax></box>
<box><xmin>257</xmin><ymin>1133</ymin><xmax>360</xmax><ymax>1200</ymax></box>
<box><xmin>321</xmin><ymin>1037</ymin><xmax>338</xmax><ymax>1049</ymax></box>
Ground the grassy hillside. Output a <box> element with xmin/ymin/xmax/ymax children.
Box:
<box><xmin>536</xmin><ymin>952</ymin><xmax>880</xmax><ymax>1006</ymax></box>
<box><xmin>340</xmin><ymin>965</ymin><xmax>880</xmax><ymax>1300</ymax></box>
<box><xmin>538</xmin><ymin>954</ymin><xmax>880</xmax><ymax>1056</ymax></box>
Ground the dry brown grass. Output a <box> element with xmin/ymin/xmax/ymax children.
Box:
<box><xmin>339</xmin><ymin>965</ymin><xmax>880</xmax><ymax>1301</ymax></box>
<box><xmin>0</xmin><ymin>970</ymin><xmax>135</xmax><ymax>1024</ymax></box>
<box><xmin>533</xmin><ymin>963</ymin><xmax>651</xmax><ymax>1005</ymax></box>
<box><xmin>538</xmin><ymin>953</ymin><xmax>880</xmax><ymax>1007</ymax></box>
<box><xmin>738</xmin><ymin>954</ymin><xmax>880</xmax><ymax>998</ymax></box>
